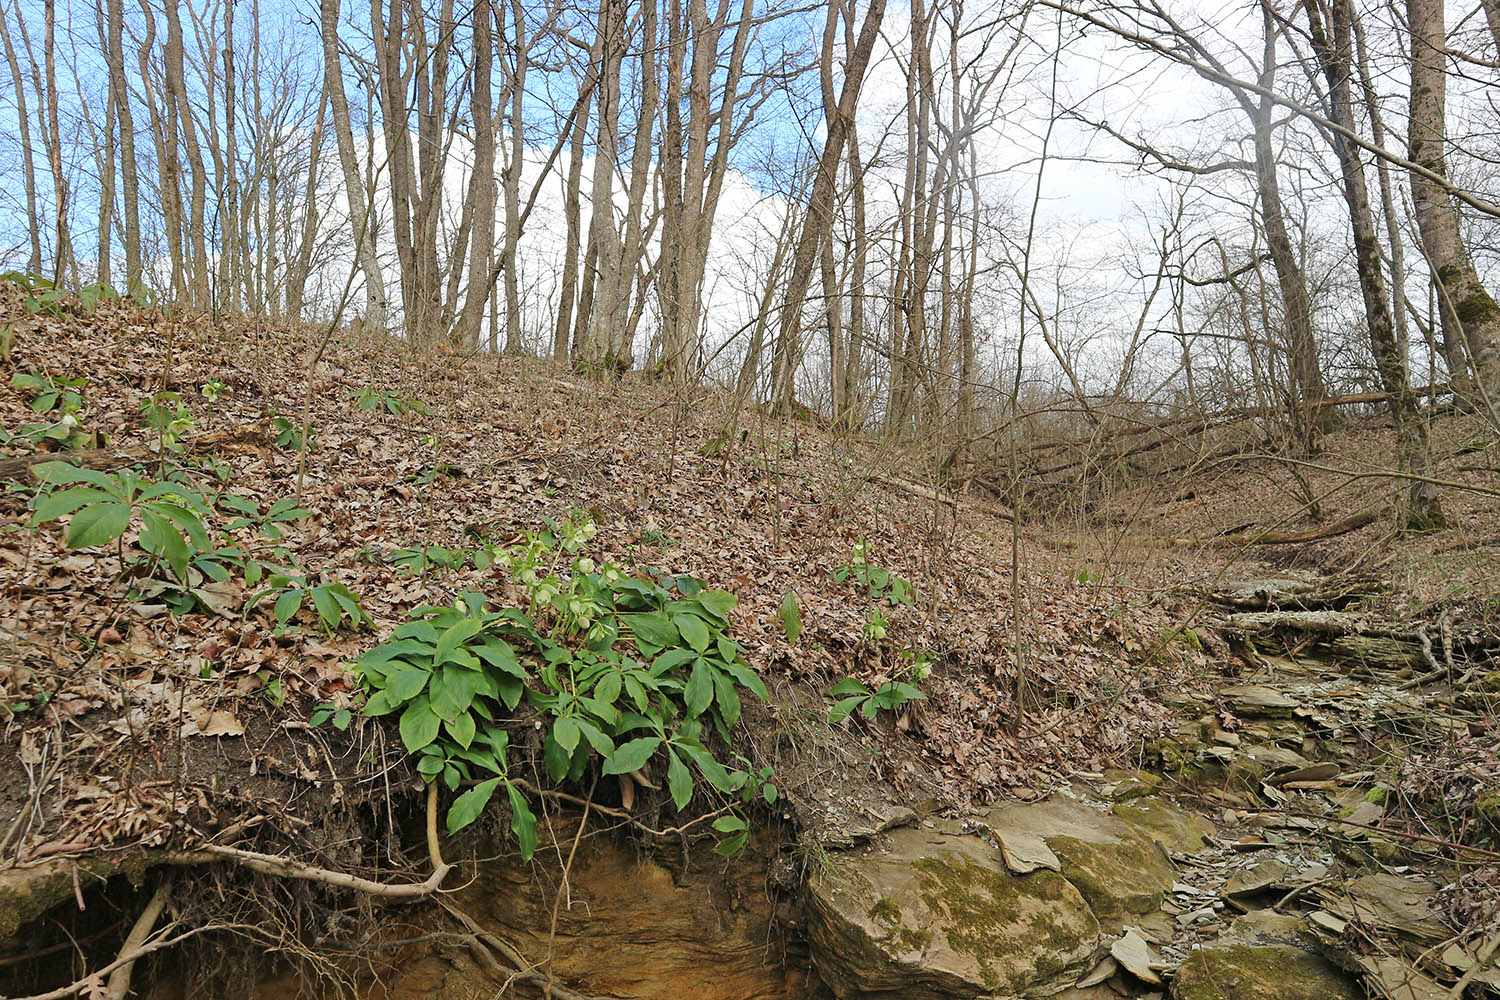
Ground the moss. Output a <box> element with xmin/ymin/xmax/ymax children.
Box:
<box><xmin>867</xmin><ymin>896</ymin><xmax>901</xmax><ymax>924</ymax></box>
<box><xmin>865</xmin><ymin>895</ymin><xmax>932</xmax><ymax>953</ymax></box>
<box><xmin>1477</xmin><ymin>793</ymin><xmax>1500</xmax><ymax>834</ymax></box>
<box><xmin>1112</xmin><ymin>797</ymin><xmax>1211</xmax><ymax>855</ymax></box>
<box><xmin>1174</xmin><ymin>944</ymin><xmax>1361</xmax><ymax>1000</ymax></box>
<box><xmin>910</xmin><ymin>856</ymin><xmax>1096</xmax><ymax>993</ymax></box>
<box><xmin>1047</xmin><ymin>832</ymin><xmax>1171</xmax><ymax>927</ymax></box>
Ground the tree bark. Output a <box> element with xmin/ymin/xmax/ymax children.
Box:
<box><xmin>1407</xmin><ymin>0</ymin><xmax>1500</xmax><ymax>405</ymax></box>
<box><xmin>321</xmin><ymin>0</ymin><xmax>388</xmax><ymax>330</ymax></box>
<box><xmin>1305</xmin><ymin>0</ymin><xmax>1443</xmax><ymax>530</ymax></box>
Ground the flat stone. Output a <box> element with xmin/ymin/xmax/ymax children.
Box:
<box><xmin>807</xmin><ymin>819</ymin><xmax>1102</xmax><ymax>999</ymax></box>
<box><xmin>1223</xmin><ymin>859</ymin><xmax>1292</xmax><ymax>902</ymax></box>
<box><xmin>1172</xmin><ymin>943</ymin><xmax>1362</xmax><ymax>1000</ymax></box>
<box><xmin>1351</xmin><ymin>954</ymin><xmax>1448</xmax><ymax>1000</ymax></box>
<box><xmin>1267</xmin><ymin>763</ymin><xmax>1340</xmax><ymax>785</ymax></box>
<box><xmin>1221</xmin><ymin>686</ymin><xmax>1300</xmax><ymax>718</ymax></box>
<box><xmin>993</xmin><ymin>828</ymin><xmax>1061</xmax><ymax>875</ymax></box>
<box><xmin>1110</xmin><ymin>928</ymin><xmax>1161</xmax><ymax>984</ymax></box>
<box><xmin>1316</xmin><ymin>874</ymin><xmax>1447</xmax><ymax>945</ymax></box>
<box><xmin>1240</xmin><ymin>744</ymin><xmax>1312</xmax><ymax>772</ymax></box>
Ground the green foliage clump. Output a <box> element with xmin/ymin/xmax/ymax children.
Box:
<box><xmin>349</xmin><ymin>386</ymin><xmax>429</xmax><ymax>417</ymax></box>
<box><xmin>835</xmin><ymin>538</ymin><xmax>916</xmax><ymax>606</ymax></box>
<box><xmin>351</xmin><ymin>516</ymin><xmax>774</xmax><ymax>857</ymax></box>
<box><xmin>6</xmin><ymin>372</ymin><xmax>92</xmax><ymax>449</ymax></box>
<box><xmin>826</xmin><ymin>649</ymin><xmax>932</xmax><ymax>724</ymax></box>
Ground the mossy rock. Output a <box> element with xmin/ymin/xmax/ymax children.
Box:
<box><xmin>1172</xmin><ymin>944</ymin><xmax>1361</xmax><ymax>1000</ymax></box>
<box><xmin>0</xmin><ymin>854</ymin><xmax>152</xmax><ymax>942</ymax></box>
<box><xmin>985</xmin><ymin>799</ymin><xmax>1175</xmax><ymax>932</ymax></box>
<box><xmin>807</xmin><ymin>818</ymin><xmax>1101</xmax><ymax>998</ymax></box>
<box><xmin>1111</xmin><ymin>797</ymin><xmax>1214</xmax><ymax>856</ymax></box>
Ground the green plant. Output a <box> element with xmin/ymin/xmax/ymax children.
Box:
<box><xmin>834</xmin><ymin>539</ymin><xmax>915</xmax><ymax>606</ymax></box>
<box><xmin>269</xmin><ymin>415</ymin><xmax>313</xmax><ymax>451</ymax></box>
<box><xmin>248</xmin><ymin>569</ymin><xmax>367</xmax><ymax>636</ymax></box>
<box><xmin>218</xmin><ymin>495</ymin><xmax>310</xmax><ymax>540</ymax></box>
<box><xmin>2</xmin><ymin>271</ymin><xmax>68</xmax><ymax>317</ymax></box>
<box><xmin>200</xmin><ymin>380</ymin><xmax>228</xmax><ymax>402</ymax></box>
<box><xmin>12</xmin><ymin>372</ymin><xmax>87</xmax><ymax>415</ymax></box>
<box><xmin>389</xmin><ymin>544</ymin><xmax>469</xmax><ymax>576</ymax></box>
<box><xmin>779</xmin><ymin>588</ymin><xmax>802</xmax><ymax>644</ymax></box>
<box><xmin>7</xmin><ymin>372</ymin><xmax>92</xmax><ymax>449</ymax></box>
<box><xmin>349</xmin><ymin>386</ymin><xmax>429</xmax><ymax>418</ymax></box>
<box><xmin>826</xmin><ymin>648</ymin><xmax>932</xmax><ymax>724</ymax></box>
<box><xmin>863</xmin><ymin>608</ymin><xmax>889</xmax><ymax>641</ymax></box>
<box><xmin>29</xmin><ymin>462</ymin><xmax>212</xmax><ymax>580</ymax></box>
<box><xmin>309</xmin><ymin>701</ymin><xmax>353</xmax><ymax>731</ymax></box>
<box><xmin>351</xmin><ymin>518</ymin><xmax>772</xmax><ymax>857</ymax></box>
<box><xmin>140</xmin><ymin>391</ymin><xmax>196</xmax><ymax>451</ymax></box>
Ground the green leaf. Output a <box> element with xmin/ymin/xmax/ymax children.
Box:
<box><xmin>779</xmin><ymin>588</ymin><xmax>802</xmax><ymax>645</ymax></box>
<box><xmin>434</xmin><ymin>616</ymin><xmax>484</xmax><ymax>664</ymax></box>
<box><xmin>381</xmin><ymin>664</ymin><xmax>430</xmax><ymax>705</ymax></box>
<box><xmin>762</xmin><ymin>783</ymin><xmax>778</xmax><ymax>804</ymax></box>
<box><xmin>362</xmin><ymin>688</ymin><xmax>397</xmax><ymax>716</ymax></box>
<box><xmin>684</xmin><ymin>658</ymin><xmax>714</xmax><ymax>718</ymax></box>
<box><xmin>139</xmin><ymin>510</ymin><xmax>190</xmax><ymax>580</ymax></box>
<box><xmin>676</xmin><ymin>614</ymin><xmax>710</xmax><ymax>653</ymax></box>
<box><xmin>828</xmin><ymin>677</ymin><xmax>870</xmax><ymax>698</ymax></box>
<box><xmin>552</xmin><ymin>716</ymin><xmax>580</xmax><ymax>753</ymax></box>
<box><xmin>711</xmin><ymin>815</ymin><xmax>747</xmax><ymax>834</ymax></box>
<box><xmin>273</xmin><ymin>588</ymin><xmax>304</xmax><ymax>626</ymax></box>
<box><xmin>447</xmin><ymin>777</ymin><xmax>503</xmax><ymax>833</ymax></box>
<box><xmin>602</xmin><ymin>736</ymin><xmax>661</xmax><ymax>775</ymax></box>
<box><xmin>473</xmin><ymin>637</ymin><xmax>525</xmax><ymax>678</ymax></box>
<box><xmin>429</xmin><ymin>664</ymin><xmax>479</xmax><ymax>719</ymax></box>
<box><xmin>309</xmin><ymin>585</ymin><xmax>341</xmax><ymax>630</ymax></box>
<box><xmin>625</xmin><ymin>613</ymin><xmax>678</xmax><ymax>651</ymax></box>
<box><xmin>666</xmin><ymin>748</ymin><xmax>692</xmax><ymax>810</ymax></box>
<box><xmin>446</xmin><ymin>711</ymin><xmax>476</xmax><ymax>749</ymax></box>
<box><xmin>713</xmin><ymin>671</ymin><xmax>742</xmax><ymax>727</ymax></box>
<box><xmin>721</xmin><ymin>661</ymin><xmax>769</xmax><ymax>702</ymax></box>
<box><xmin>827</xmin><ymin>697</ymin><xmax>862</xmax><ymax>724</ymax></box>
<box><xmin>65</xmin><ymin>500</ymin><xmax>130</xmax><ymax>549</ymax></box>
<box><xmin>506</xmin><ymin>784</ymin><xmax>538</xmax><ymax>860</ymax></box>
<box><xmin>31</xmin><ymin>487</ymin><xmax>111</xmax><ymax>524</ymax></box>
<box><xmin>695</xmin><ymin>590</ymin><xmax>737</xmax><ymax>619</ymax></box>
<box><xmin>399</xmin><ymin>696</ymin><xmax>441</xmax><ymax>752</ymax></box>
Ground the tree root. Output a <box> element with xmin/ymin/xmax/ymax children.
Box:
<box><xmin>195</xmin><ymin>782</ymin><xmax>449</xmax><ymax>900</ymax></box>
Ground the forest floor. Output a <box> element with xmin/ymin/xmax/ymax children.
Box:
<box><xmin>1</xmin><ymin>291</ymin><xmax>1497</xmax><ymax>997</ymax></box>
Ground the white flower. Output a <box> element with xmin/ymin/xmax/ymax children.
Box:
<box><xmin>577</xmin><ymin>558</ymin><xmax>596</xmax><ymax>575</ymax></box>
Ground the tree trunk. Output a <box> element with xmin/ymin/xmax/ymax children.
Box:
<box><xmin>1407</xmin><ymin>0</ymin><xmax>1500</xmax><ymax>405</ymax></box>
<box><xmin>321</xmin><ymin>0</ymin><xmax>388</xmax><ymax>330</ymax></box>
<box><xmin>0</xmin><ymin>1</ymin><xmax>42</xmax><ymax>274</ymax></box>
<box><xmin>770</xmin><ymin>0</ymin><xmax>887</xmax><ymax>411</ymax></box>
<box><xmin>1306</xmin><ymin>0</ymin><xmax>1443</xmax><ymax>530</ymax></box>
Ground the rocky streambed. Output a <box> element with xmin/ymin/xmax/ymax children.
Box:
<box><xmin>351</xmin><ymin>646</ymin><xmax>1494</xmax><ymax>1000</ymax></box>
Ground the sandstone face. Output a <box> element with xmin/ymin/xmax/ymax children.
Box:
<box><xmin>807</xmin><ymin>818</ymin><xmax>1103</xmax><ymax>999</ymax></box>
<box><xmin>377</xmin><ymin>819</ymin><xmax>801</xmax><ymax>1000</ymax></box>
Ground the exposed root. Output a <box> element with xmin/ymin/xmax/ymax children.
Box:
<box><xmin>196</xmin><ymin>782</ymin><xmax>449</xmax><ymax>900</ymax></box>
<box><xmin>103</xmin><ymin>880</ymin><xmax>171</xmax><ymax>1000</ymax></box>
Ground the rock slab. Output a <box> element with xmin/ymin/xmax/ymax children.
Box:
<box><xmin>808</xmin><ymin>818</ymin><xmax>1102</xmax><ymax>998</ymax></box>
